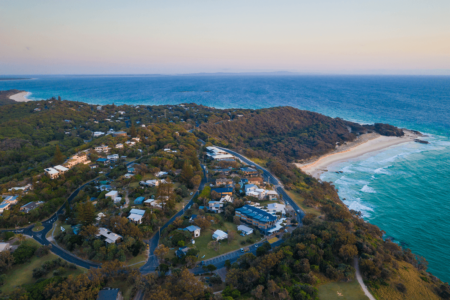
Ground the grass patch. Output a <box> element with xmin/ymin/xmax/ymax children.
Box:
<box><xmin>1</xmin><ymin>240</ymin><xmax>87</xmax><ymax>295</ymax></box>
<box><xmin>183</xmin><ymin>214</ymin><xmax>263</xmax><ymax>260</ymax></box>
<box><xmin>318</xmin><ymin>280</ymin><xmax>369</xmax><ymax>300</ymax></box>
<box><xmin>32</xmin><ymin>226</ymin><xmax>45</xmax><ymax>232</ymax></box>
<box><xmin>286</xmin><ymin>190</ymin><xmax>321</xmax><ymax>216</ymax></box>
<box><xmin>370</xmin><ymin>260</ymin><xmax>441</xmax><ymax>300</ymax></box>
<box><xmin>126</xmin><ymin>251</ymin><xmax>148</xmax><ymax>267</ymax></box>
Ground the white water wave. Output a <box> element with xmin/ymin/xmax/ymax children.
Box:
<box><xmin>361</xmin><ymin>185</ymin><xmax>377</xmax><ymax>193</ymax></box>
<box><xmin>374</xmin><ymin>165</ymin><xmax>392</xmax><ymax>175</ymax></box>
<box><xmin>335</xmin><ymin>176</ymin><xmax>369</xmax><ymax>186</ymax></box>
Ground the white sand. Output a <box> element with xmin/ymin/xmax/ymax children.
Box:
<box><xmin>296</xmin><ymin>131</ymin><xmax>418</xmax><ymax>178</ymax></box>
<box><xmin>9</xmin><ymin>91</ymin><xmax>31</xmax><ymax>102</ymax></box>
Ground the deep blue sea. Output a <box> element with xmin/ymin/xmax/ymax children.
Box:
<box><xmin>1</xmin><ymin>75</ymin><xmax>449</xmax><ymax>281</ymax></box>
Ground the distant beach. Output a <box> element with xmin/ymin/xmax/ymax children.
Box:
<box><xmin>296</xmin><ymin>130</ymin><xmax>420</xmax><ymax>178</ymax></box>
<box><xmin>9</xmin><ymin>91</ymin><xmax>31</xmax><ymax>102</ymax></box>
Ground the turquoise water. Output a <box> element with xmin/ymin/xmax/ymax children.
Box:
<box><xmin>1</xmin><ymin>75</ymin><xmax>449</xmax><ymax>280</ymax></box>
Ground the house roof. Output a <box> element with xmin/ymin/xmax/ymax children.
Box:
<box><xmin>0</xmin><ymin>203</ymin><xmax>10</xmax><ymax>209</ymax></box>
<box><xmin>237</xmin><ymin>225</ymin><xmax>253</xmax><ymax>233</ymax></box>
<box><xmin>235</xmin><ymin>205</ymin><xmax>277</xmax><ymax>223</ymax></box>
<box><xmin>190</xmin><ymin>214</ymin><xmax>197</xmax><ymax>220</ymax></box>
<box><xmin>97</xmin><ymin>158</ymin><xmax>109</xmax><ymax>162</ymax></box>
<box><xmin>211</xmin><ymin>187</ymin><xmax>233</xmax><ymax>194</ymax></box>
<box><xmin>134</xmin><ymin>197</ymin><xmax>145</xmax><ymax>204</ymax></box>
<box><xmin>241</xmin><ymin>167</ymin><xmax>257</xmax><ymax>172</ymax></box>
<box><xmin>130</xmin><ymin>209</ymin><xmax>145</xmax><ymax>215</ymax></box>
<box><xmin>97</xmin><ymin>289</ymin><xmax>119</xmax><ymax>300</ymax></box>
<box><xmin>128</xmin><ymin>214</ymin><xmax>143</xmax><ymax>222</ymax></box>
<box><xmin>54</xmin><ymin>165</ymin><xmax>69</xmax><ymax>172</ymax></box>
<box><xmin>184</xmin><ymin>225</ymin><xmax>201</xmax><ymax>232</ymax></box>
<box><xmin>212</xmin><ymin>230</ymin><xmax>228</xmax><ymax>239</ymax></box>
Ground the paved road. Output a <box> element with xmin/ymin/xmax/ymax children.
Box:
<box><xmin>354</xmin><ymin>257</ymin><xmax>376</xmax><ymax>300</ymax></box>
<box><xmin>190</xmin><ymin>239</ymin><xmax>284</xmax><ymax>275</ymax></box>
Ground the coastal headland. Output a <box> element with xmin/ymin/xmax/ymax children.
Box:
<box><xmin>296</xmin><ymin>130</ymin><xmax>420</xmax><ymax>178</ymax></box>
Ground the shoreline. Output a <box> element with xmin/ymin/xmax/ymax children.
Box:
<box><xmin>9</xmin><ymin>91</ymin><xmax>31</xmax><ymax>102</ymax></box>
<box><xmin>296</xmin><ymin>130</ymin><xmax>420</xmax><ymax>178</ymax></box>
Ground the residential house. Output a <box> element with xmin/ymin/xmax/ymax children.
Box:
<box><xmin>54</xmin><ymin>165</ymin><xmax>69</xmax><ymax>174</ymax></box>
<box><xmin>189</xmin><ymin>214</ymin><xmax>197</xmax><ymax>223</ymax></box>
<box><xmin>176</xmin><ymin>246</ymin><xmax>190</xmax><ymax>258</ymax></box>
<box><xmin>124</xmin><ymin>173</ymin><xmax>134</xmax><ymax>179</ymax></box>
<box><xmin>128</xmin><ymin>209</ymin><xmax>145</xmax><ymax>224</ymax></box>
<box><xmin>131</xmin><ymin>137</ymin><xmax>140</xmax><ymax>142</ymax></box>
<box><xmin>0</xmin><ymin>243</ymin><xmax>11</xmax><ymax>252</ymax></box>
<box><xmin>206</xmin><ymin>146</ymin><xmax>235</xmax><ymax>161</ymax></box>
<box><xmin>44</xmin><ymin>168</ymin><xmax>59</xmax><ymax>179</ymax></box>
<box><xmin>93</xmin><ymin>131</ymin><xmax>105</xmax><ymax>137</ymax></box>
<box><xmin>208</xmin><ymin>195</ymin><xmax>233</xmax><ymax>213</ymax></box>
<box><xmin>0</xmin><ymin>202</ymin><xmax>11</xmax><ymax>214</ymax></box>
<box><xmin>134</xmin><ymin>197</ymin><xmax>145</xmax><ymax>205</ymax></box>
<box><xmin>20</xmin><ymin>201</ymin><xmax>44</xmax><ymax>213</ymax></box>
<box><xmin>211</xmin><ymin>187</ymin><xmax>233</xmax><ymax>197</ymax></box>
<box><xmin>139</xmin><ymin>179</ymin><xmax>164</xmax><ymax>187</ymax></box>
<box><xmin>267</xmin><ymin>203</ymin><xmax>286</xmax><ymax>215</ymax></box>
<box><xmin>212</xmin><ymin>167</ymin><xmax>233</xmax><ymax>175</ymax></box>
<box><xmin>125</xmin><ymin>141</ymin><xmax>136</xmax><ymax>147</ymax></box>
<box><xmin>99</xmin><ymin>185</ymin><xmax>112</xmax><ymax>191</ymax></box>
<box><xmin>183</xmin><ymin>225</ymin><xmax>201</xmax><ymax>238</ymax></box>
<box><xmin>8</xmin><ymin>184</ymin><xmax>32</xmax><ymax>193</ymax></box>
<box><xmin>265</xmin><ymin>190</ymin><xmax>279</xmax><ymax>201</ymax></box>
<box><xmin>237</xmin><ymin>225</ymin><xmax>254</xmax><ymax>236</ymax></box>
<box><xmin>95</xmin><ymin>145</ymin><xmax>110</xmax><ymax>153</ymax></box>
<box><xmin>96</xmin><ymin>228</ymin><xmax>122</xmax><ymax>244</ymax></box>
<box><xmin>105</xmin><ymin>191</ymin><xmax>119</xmax><ymax>201</ymax></box>
<box><xmin>96</xmin><ymin>212</ymin><xmax>106</xmax><ymax>222</ymax></box>
<box><xmin>247</xmin><ymin>177</ymin><xmax>263</xmax><ymax>185</ymax></box>
<box><xmin>155</xmin><ymin>171</ymin><xmax>168</xmax><ymax>177</ymax></box>
<box><xmin>96</xmin><ymin>158</ymin><xmax>110</xmax><ymax>165</ymax></box>
<box><xmin>115</xmin><ymin>143</ymin><xmax>124</xmax><ymax>149</ymax></box>
<box><xmin>241</xmin><ymin>167</ymin><xmax>259</xmax><ymax>177</ymax></box>
<box><xmin>65</xmin><ymin>154</ymin><xmax>90</xmax><ymax>168</ymax></box>
<box><xmin>235</xmin><ymin>205</ymin><xmax>277</xmax><ymax>234</ymax></box>
<box><xmin>112</xmin><ymin>131</ymin><xmax>127</xmax><ymax>137</ymax></box>
<box><xmin>212</xmin><ymin>230</ymin><xmax>228</xmax><ymax>241</ymax></box>
<box><xmin>107</xmin><ymin>154</ymin><xmax>119</xmax><ymax>162</ymax></box>
<box><xmin>97</xmin><ymin>288</ymin><xmax>123</xmax><ymax>300</ymax></box>
<box><xmin>90</xmin><ymin>164</ymin><xmax>99</xmax><ymax>169</ymax></box>
<box><xmin>144</xmin><ymin>199</ymin><xmax>161</xmax><ymax>208</ymax></box>
<box><xmin>2</xmin><ymin>195</ymin><xmax>18</xmax><ymax>205</ymax></box>
<box><xmin>216</xmin><ymin>178</ymin><xmax>233</xmax><ymax>186</ymax></box>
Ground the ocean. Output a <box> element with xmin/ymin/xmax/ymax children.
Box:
<box><xmin>1</xmin><ymin>74</ymin><xmax>449</xmax><ymax>281</ymax></box>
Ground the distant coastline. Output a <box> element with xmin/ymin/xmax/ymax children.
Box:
<box><xmin>0</xmin><ymin>78</ymin><xmax>31</xmax><ymax>81</ymax></box>
<box><xmin>296</xmin><ymin>130</ymin><xmax>421</xmax><ymax>178</ymax></box>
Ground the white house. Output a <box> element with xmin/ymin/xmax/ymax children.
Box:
<box><xmin>132</xmin><ymin>137</ymin><xmax>140</xmax><ymax>142</ymax></box>
<box><xmin>206</xmin><ymin>147</ymin><xmax>235</xmax><ymax>161</ymax></box>
<box><xmin>95</xmin><ymin>145</ymin><xmax>110</xmax><ymax>153</ymax></box>
<box><xmin>128</xmin><ymin>213</ymin><xmax>144</xmax><ymax>224</ymax></box>
<box><xmin>116</xmin><ymin>143</ymin><xmax>124</xmax><ymax>149</ymax></box>
<box><xmin>0</xmin><ymin>202</ymin><xmax>11</xmax><ymax>214</ymax></box>
<box><xmin>93</xmin><ymin>131</ymin><xmax>105</xmax><ymax>137</ymax></box>
<box><xmin>140</xmin><ymin>179</ymin><xmax>166</xmax><ymax>187</ymax></box>
<box><xmin>125</xmin><ymin>141</ymin><xmax>136</xmax><ymax>146</ymax></box>
<box><xmin>0</xmin><ymin>242</ymin><xmax>11</xmax><ymax>252</ymax></box>
<box><xmin>183</xmin><ymin>225</ymin><xmax>201</xmax><ymax>238</ymax></box>
<box><xmin>54</xmin><ymin>165</ymin><xmax>69</xmax><ymax>174</ymax></box>
<box><xmin>267</xmin><ymin>203</ymin><xmax>286</xmax><ymax>215</ymax></box>
<box><xmin>44</xmin><ymin>168</ymin><xmax>60</xmax><ymax>179</ymax></box>
<box><xmin>212</xmin><ymin>230</ymin><xmax>228</xmax><ymax>241</ymax></box>
<box><xmin>237</xmin><ymin>225</ymin><xmax>254</xmax><ymax>236</ymax></box>
<box><xmin>96</xmin><ymin>227</ymin><xmax>122</xmax><ymax>244</ymax></box>
<box><xmin>208</xmin><ymin>195</ymin><xmax>233</xmax><ymax>213</ymax></box>
<box><xmin>107</xmin><ymin>154</ymin><xmax>119</xmax><ymax>162</ymax></box>
<box><xmin>105</xmin><ymin>190</ymin><xmax>118</xmax><ymax>201</ymax></box>
<box><xmin>155</xmin><ymin>171</ymin><xmax>168</xmax><ymax>177</ymax></box>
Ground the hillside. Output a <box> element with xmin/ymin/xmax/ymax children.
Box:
<box><xmin>0</xmin><ymin>89</ymin><xmax>23</xmax><ymax>106</ymax></box>
<box><xmin>198</xmin><ymin>106</ymin><xmax>403</xmax><ymax>162</ymax></box>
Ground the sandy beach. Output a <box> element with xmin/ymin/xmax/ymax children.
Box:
<box><xmin>9</xmin><ymin>91</ymin><xmax>31</xmax><ymax>102</ymax></box>
<box><xmin>296</xmin><ymin>130</ymin><xmax>419</xmax><ymax>179</ymax></box>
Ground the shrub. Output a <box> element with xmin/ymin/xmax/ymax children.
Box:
<box><xmin>13</xmin><ymin>244</ymin><xmax>37</xmax><ymax>264</ymax></box>
<box><xmin>396</xmin><ymin>283</ymin><xmax>407</xmax><ymax>293</ymax></box>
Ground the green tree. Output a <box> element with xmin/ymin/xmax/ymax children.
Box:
<box><xmin>180</xmin><ymin>161</ymin><xmax>194</xmax><ymax>186</ymax></box>
<box><xmin>77</xmin><ymin>202</ymin><xmax>96</xmax><ymax>226</ymax></box>
<box><xmin>53</xmin><ymin>145</ymin><xmax>64</xmax><ymax>165</ymax></box>
<box><xmin>130</xmin><ymin>123</ymin><xmax>137</xmax><ymax>137</ymax></box>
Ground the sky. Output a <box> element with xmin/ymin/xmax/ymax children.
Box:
<box><xmin>1</xmin><ymin>0</ymin><xmax>449</xmax><ymax>75</ymax></box>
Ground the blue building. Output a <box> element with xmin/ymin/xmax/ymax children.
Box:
<box><xmin>134</xmin><ymin>196</ymin><xmax>145</xmax><ymax>205</ymax></box>
<box><xmin>235</xmin><ymin>205</ymin><xmax>277</xmax><ymax>234</ymax></box>
<box><xmin>211</xmin><ymin>187</ymin><xmax>233</xmax><ymax>197</ymax></box>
